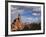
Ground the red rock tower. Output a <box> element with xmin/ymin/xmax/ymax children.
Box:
<box><xmin>11</xmin><ymin>14</ymin><xmax>24</xmax><ymax>31</ymax></box>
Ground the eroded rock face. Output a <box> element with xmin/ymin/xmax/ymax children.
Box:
<box><xmin>11</xmin><ymin>14</ymin><xmax>25</xmax><ymax>31</ymax></box>
<box><xmin>11</xmin><ymin>20</ymin><xmax>25</xmax><ymax>31</ymax></box>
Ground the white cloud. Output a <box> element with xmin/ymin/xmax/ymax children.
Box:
<box><xmin>21</xmin><ymin>16</ymin><xmax>33</xmax><ymax>23</ymax></box>
<box><xmin>11</xmin><ymin>7</ymin><xmax>24</xmax><ymax>15</ymax></box>
<box><xmin>17</xmin><ymin>9</ymin><xmax>24</xmax><ymax>14</ymax></box>
<box><xmin>26</xmin><ymin>17</ymin><xmax>33</xmax><ymax>21</ymax></box>
<box><xmin>11</xmin><ymin>7</ymin><xmax>17</xmax><ymax>10</ymax></box>
<box><xmin>32</xmin><ymin>13</ymin><xmax>40</xmax><ymax>16</ymax></box>
<box><xmin>32</xmin><ymin>7</ymin><xmax>41</xmax><ymax>12</ymax></box>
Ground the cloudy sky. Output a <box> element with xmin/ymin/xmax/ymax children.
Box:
<box><xmin>11</xmin><ymin>5</ymin><xmax>41</xmax><ymax>23</ymax></box>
